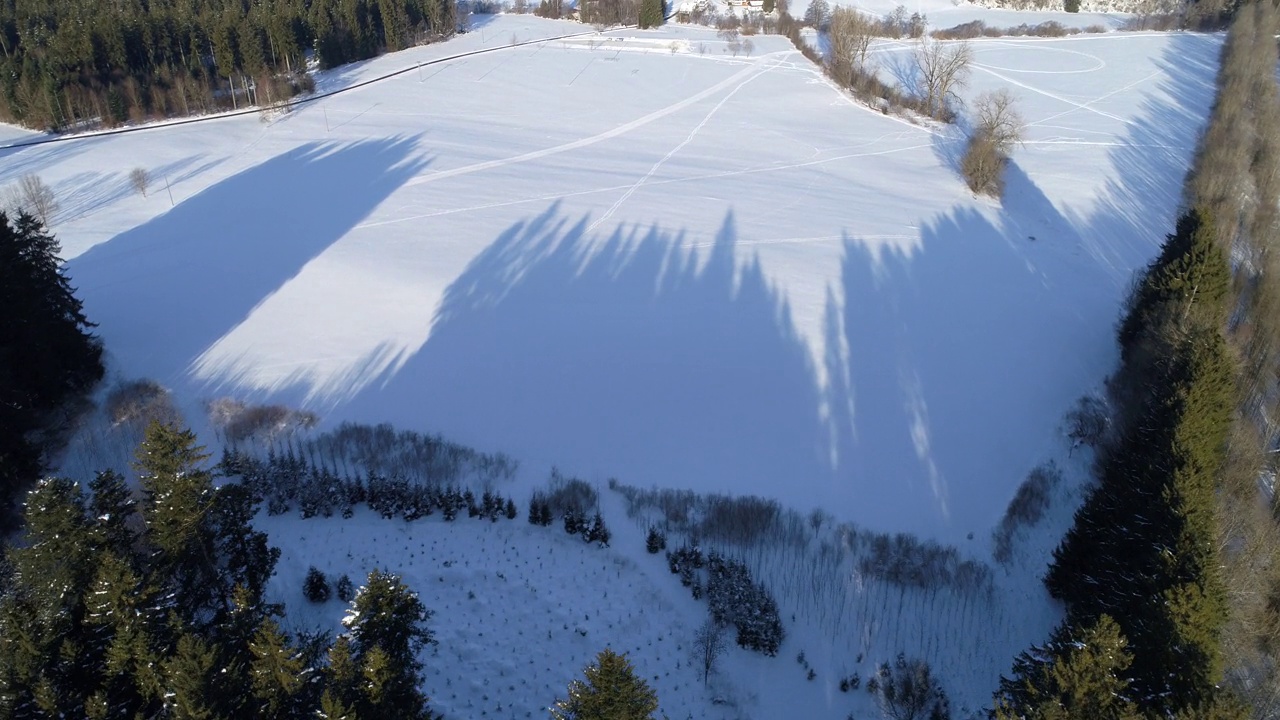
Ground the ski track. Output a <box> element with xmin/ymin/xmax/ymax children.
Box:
<box><xmin>588</xmin><ymin>56</ymin><xmax>786</xmax><ymax>232</ymax></box>
<box><xmin>356</xmin><ymin>137</ymin><xmax>940</xmax><ymax>230</ymax></box>
<box><xmin>400</xmin><ymin>52</ymin><xmax>789</xmax><ymax>190</ymax></box>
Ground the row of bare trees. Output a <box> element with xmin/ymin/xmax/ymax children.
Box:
<box><xmin>1180</xmin><ymin>2</ymin><xmax>1280</xmax><ymax>717</ymax></box>
<box><xmin>816</xmin><ymin>7</ymin><xmax>1027</xmax><ymax>196</ymax></box>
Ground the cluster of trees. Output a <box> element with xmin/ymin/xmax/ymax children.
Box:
<box><xmin>230</xmin><ymin>421</ymin><xmax>519</xmax><ymax>494</ymax></box>
<box><xmin>0</xmin><ymin>422</ymin><xmax>438</xmax><ymax>718</ymax></box>
<box><xmin>556</xmin><ymin>0</ymin><xmax>660</xmax><ymax>26</ymax></box>
<box><xmin>866</xmin><ymin>654</ymin><xmax>950</xmax><ymax>720</ymax></box>
<box><xmin>304</xmin><ymin>566</ymin><xmax>357</xmax><ymax>604</ymax></box>
<box><xmin>705</xmin><ymin>554</ymin><xmax>784</xmax><ymax>656</ymax></box>
<box><xmin>784</xmin><ymin>5</ymin><xmax>971</xmax><ymax>122</ymax></box>
<box><xmin>219</xmin><ymin>446</ymin><xmax>519</xmax><ymax>523</ymax></box>
<box><xmin>0</xmin><ymin>212</ymin><xmax>103</xmax><ymax>532</ymax></box>
<box><xmin>996</xmin><ymin>208</ymin><xmax>1243</xmax><ymax>718</ymax></box>
<box><xmin>527</xmin><ymin>478</ymin><xmax>612</xmax><ymax>547</ymax></box>
<box><xmin>0</xmin><ymin>0</ymin><xmax>458</xmax><ymax>129</ymax></box>
<box><xmin>662</xmin><ymin>542</ymin><xmax>783</xmax><ymax>656</ymax></box>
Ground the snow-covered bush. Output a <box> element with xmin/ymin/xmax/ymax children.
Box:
<box><xmin>336</xmin><ymin>573</ymin><xmax>356</xmax><ymax>602</ymax></box>
<box><xmin>304</xmin><ymin>566</ymin><xmax>331</xmax><ymax>603</ymax></box>
<box><xmin>646</xmin><ymin>526</ymin><xmax>667</xmax><ymax>554</ymax></box>
<box><xmin>706</xmin><ymin>553</ymin><xmax>784</xmax><ymax>656</ymax></box>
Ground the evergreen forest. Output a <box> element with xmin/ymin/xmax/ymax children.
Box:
<box><xmin>0</xmin><ymin>0</ymin><xmax>459</xmax><ymax>129</ymax></box>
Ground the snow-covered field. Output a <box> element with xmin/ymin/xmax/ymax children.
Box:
<box><xmin>4</xmin><ymin>12</ymin><xmax>1221</xmax><ymax>717</ymax></box>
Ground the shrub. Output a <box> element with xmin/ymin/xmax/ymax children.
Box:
<box><xmin>961</xmin><ymin>131</ymin><xmax>1007</xmax><ymax>197</ymax></box>
<box><xmin>104</xmin><ymin>379</ymin><xmax>179</xmax><ymax>426</ymax></box>
<box><xmin>129</xmin><ymin>168</ymin><xmax>149</xmax><ymax>197</ymax></box>
<box><xmin>208</xmin><ymin>399</ymin><xmax>319</xmax><ymax>444</ymax></box>
<box><xmin>304</xmin><ymin>566</ymin><xmax>331</xmax><ymax>603</ymax></box>
<box><xmin>872</xmin><ymin>655</ymin><xmax>950</xmax><ymax>720</ymax></box>
<box><xmin>1066</xmin><ymin>395</ymin><xmax>1110</xmax><ymax>450</ymax></box>
<box><xmin>962</xmin><ymin>89</ymin><xmax>1023</xmax><ymax>197</ymax></box>
<box><xmin>931</xmin><ymin>20</ymin><xmax>985</xmax><ymax>39</ymax></box>
<box><xmin>1064</xmin><ymin>0</ymin><xmax>1080</xmax><ymax>11</ymax></box>
<box><xmin>1028</xmin><ymin>20</ymin><xmax>1070</xmax><ymax>36</ymax></box>
<box><xmin>545</xmin><ymin>469</ymin><xmax>597</xmax><ymax>518</ymax></box>
<box><xmin>993</xmin><ymin>462</ymin><xmax>1062</xmax><ymax>564</ymax></box>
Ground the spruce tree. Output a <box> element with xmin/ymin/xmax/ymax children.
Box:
<box><xmin>83</xmin><ymin>551</ymin><xmax>164</xmax><ymax>718</ymax></box>
<box><xmin>249</xmin><ymin>619</ymin><xmax>309</xmax><ymax>720</ymax></box>
<box><xmin>136</xmin><ymin>422</ymin><xmax>222</xmax><ymax>629</ymax></box>
<box><xmin>551</xmin><ymin>649</ymin><xmax>659</xmax><ymax>720</ymax></box>
<box><xmin>992</xmin><ymin>616</ymin><xmax>1139</xmax><ymax>720</ymax></box>
<box><xmin>320</xmin><ymin>636</ymin><xmax>361</xmax><ymax>718</ymax></box>
<box><xmin>638</xmin><ymin>0</ymin><xmax>665</xmax><ymax>28</ymax></box>
<box><xmin>645</xmin><ymin>527</ymin><xmax>666</xmax><ymax>554</ymax></box>
<box><xmin>336</xmin><ymin>574</ymin><xmax>355</xmax><ymax>603</ymax></box>
<box><xmin>305</xmin><ymin>567</ymin><xmax>332</xmax><ymax>603</ymax></box>
<box><xmin>1118</xmin><ymin>208</ymin><xmax>1230</xmax><ymax>367</ymax></box>
<box><xmin>0</xmin><ymin>478</ymin><xmax>100</xmax><ymax>714</ymax></box>
<box><xmin>88</xmin><ymin>469</ymin><xmax>138</xmax><ymax>561</ymax></box>
<box><xmin>163</xmin><ymin>632</ymin><xmax>232</xmax><ymax>720</ymax></box>
<box><xmin>339</xmin><ymin>569</ymin><xmax>435</xmax><ymax>719</ymax></box>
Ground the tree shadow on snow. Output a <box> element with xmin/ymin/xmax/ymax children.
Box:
<box><xmin>340</xmin><ymin>204</ymin><xmax>834</xmax><ymax>495</ymax></box>
<box><xmin>67</xmin><ymin>136</ymin><xmax>429</xmax><ymax>395</ymax></box>
<box><xmin>821</xmin><ymin>31</ymin><xmax>1222</xmax><ymax>542</ymax></box>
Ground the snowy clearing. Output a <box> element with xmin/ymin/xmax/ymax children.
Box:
<box><xmin>7</xmin><ymin>12</ymin><xmax>1221</xmax><ymax>717</ymax></box>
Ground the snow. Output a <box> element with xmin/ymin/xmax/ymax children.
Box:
<box><xmin>12</xmin><ymin>13</ymin><xmax>1222</xmax><ymax>718</ymax></box>
<box><xmin>24</xmin><ymin>16</ymin><xmax>1218</xmax><ymax>543</ymax></box>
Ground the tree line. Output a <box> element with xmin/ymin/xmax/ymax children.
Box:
<box><xmin>0</xmin><ymin>422</ymin><xmax>437</xmax><ymax>719</ymax></box>
<box><xmin>991</xmin><ymin>182</ymin><xmax>1244</xmax><ymax>718</ymax></box>
<box><xmin>990</xmin><ymin>2</ymin><xmax>1280</xmax><ymax>716</ymax></box>
<box><xmin>0</xmin><ymin>0</ymin><xmax>458</xmax><ymax>130</ymax></box>
<box><xmin>0</xmin><ymin>421</ymin><xmax>673</xmax><ymax>719</ymax></box>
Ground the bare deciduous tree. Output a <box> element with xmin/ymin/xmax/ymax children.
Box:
<box><xmin>130</xmin><ymin>167</ymin><xmax>150</xmax><ymax>197</ymax></box>
<box><xmin>826</xmin><ymin>7</ymin><xmax>875</xmax><ymax>86</ymax></box>
<box><xmin>872</xmin><ymin>656</ymin><xmax>950</xmax><ymax>720</ymax></box>
<box><xmin>6</xmin><ymin>174</ymin><xmax>58</xmax><ymax>226</ymax></box>
<box><xmin>719</xmin><ymin>27</ymin><xmax>742</xmax><ymax>56</ymax></box>
<box><xmin>961</xmin><ymin>89</ymin><xmax>1023</xmax><ymax>197</ymax></box>
<box><xmin>692</xmin><ymin>618</ymin><xmax>728</xmax><ymax>686</ymax></box>
<box><xmin>973</xmin><ymin>89</ymin><xmax>1024</xmax><ymax>154</ymax></box>
<box><xmin>913</xmin><ymin>39</ymin><xmax>972</xmax><ymax>120</ymax></box>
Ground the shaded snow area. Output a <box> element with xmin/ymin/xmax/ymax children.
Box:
<box><xmin>15</xmin><ymin>12</ymin><xmax>1221</xmax><ymax>718</ymax></box>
